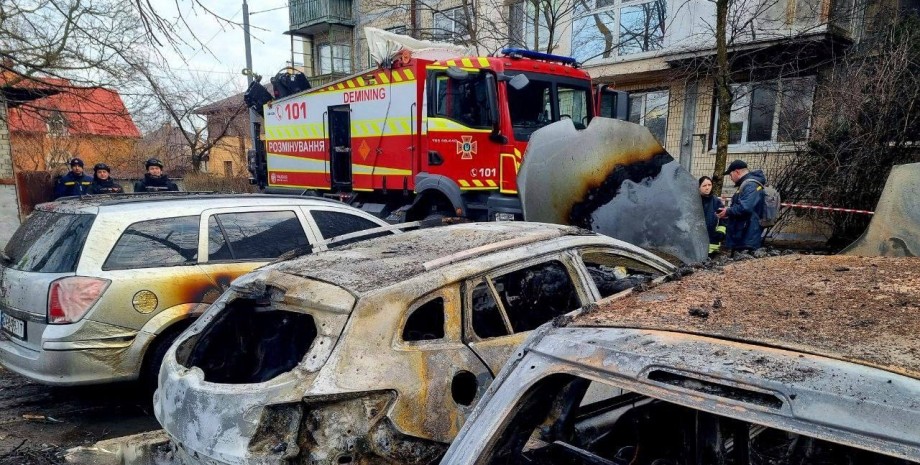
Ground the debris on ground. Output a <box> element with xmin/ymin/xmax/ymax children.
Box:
<box><xmin>0</xmin><ymin>367</ymin><xmax>160</xmax><ymax>465</ymax></box>
<box><xmin>575</xmin><ymin>254</ymin><xmax>920</xmax><ymax>378</ymax></box>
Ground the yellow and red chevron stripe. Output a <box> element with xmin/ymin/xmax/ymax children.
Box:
<box><xmin>430</xmin><ymin>57</ymin><xmax>492</xmax><ymax>70</ymax></box>
<box><xmin>314</xmin><ymin>68</ymin><xmax>417</xmax><ymax>94</ymax></box>
<box><xmin>457</xmin><ymin>179</ymin><xmax>498</xmax><ymax>189</ymax></box>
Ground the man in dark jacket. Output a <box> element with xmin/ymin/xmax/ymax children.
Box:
<box><xmin>53</xmin><ymin>158</ymin><xmax>93</xmax><ymax>199</ymax></box>
<box><xmin>717</xmin><ymin>159</ymin><xmax>767</xmax><ymax>253</ymax></box>
<box><xmin>89</xmin><ymin>163</ymin><xmax>124</xmax><ymax>194</ymax></box>
<box><xmin>133</xmin><ymin>158</ymin><xmax>179</xmax><ymax>192</ymax></box>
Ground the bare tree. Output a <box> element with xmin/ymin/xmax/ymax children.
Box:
<box><xmin>664</xmin><ymin>0</ymin><xmax>845</xmax><ymax>193</ymax></box>
<box><xmin>127</xmin><ymin>63</ymin><xmax>247</xmax><ymax>174</ymax></box>
<box><xmin>772</xmin><ymin>11</ymin><xmax>920</xmax><ymax>248</ymax></box>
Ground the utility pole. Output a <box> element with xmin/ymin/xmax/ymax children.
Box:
<box><xmin>243</xmin><ymin>0</ymin><xmax>254</xmax><ymax>86</ymax></box>
<box><xmin>242</xmin><ymin>0</ymin><xmax>267</xmax><ymax>188</ymax></box>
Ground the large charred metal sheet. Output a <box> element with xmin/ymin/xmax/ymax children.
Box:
<box><xmin>843</xmin><ymin>162</ymin><xmax>920</xmax><ymax>257</ymax></box>
<box><xmin>518</xmin><ymin>118</ymin><xmax>708</xmax><ymax>264</ymax></box>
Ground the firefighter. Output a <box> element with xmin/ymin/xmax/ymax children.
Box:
<box><xmin>133</xmin><ymin>158</ymin><xmax>179</xmax><ymax>192</ymax></box>
<box><xmin>53</xmin><ymin>158</ymin><xmax>93</xmax><ymax>199</ymax></box>
<box><xmin>89</xmin><ymin>163</ymin><xmax>124</xmax><ymax>194</ymax></box>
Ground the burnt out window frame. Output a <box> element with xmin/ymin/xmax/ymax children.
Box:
<box><xmin>198</xmin><ymin>206</ymin><xmax>317</xmax><ymax>264</ymax></box>
<box><xmin>304</xmin><ymin>206</ymin><xmax>389</xmax><ymax>242</ymax></box>
<box><xmin>575</xmin><ymin>247</ymin><xmax>667</xmax><ymax>301</ymax></box>
<box><xmin>397</xmin><ymin>286</ymin><xmax>463</xmax><ymax>347</ymax></box>
<box><xmin>463</xmin><ymin>253</ymin><xmax>589</xmax><ymax>342</ymax></box>
<box><xmin>472</xmin><ymin>371</ymin><xmax>641</xmax><ymax>465</ymax></box>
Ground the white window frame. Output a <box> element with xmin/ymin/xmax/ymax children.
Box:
<box><xmin>317</xmin><ymin>43</ymin><xmax>352</xmax><ymax>75</ymax></box>
<box><xmin>433</xmin><ymin>7</ymin><xmax>470</xmax><ymax>42</ymax></box>
<box><xmin>521</xmin><ymin>0</ymin><xmax>554</xmax><ymax>51</ymax></box>
<box><xmin>628</xmin><ymin>89</ymin><xmax>669</xmax><ymax>146</ymax></box>
<box><xmin>46</xmin><ymin>111</ymin><xmax>68</xmax><ymax>138</ymax></box>
<box><xmin>711</xmin><ymin>76</ymin><xmax>816</xmax><ymax>152</ymax></box>
<box><xmin>571</xmin><ymin>0</ymin><xmax>666</xmax><ymax>64</ymax></box>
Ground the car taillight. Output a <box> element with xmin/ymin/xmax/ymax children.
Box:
<box><xmin>47</xmin><ymin>277</ymin><xmax>110</xmax><ymax>324</ymax></box>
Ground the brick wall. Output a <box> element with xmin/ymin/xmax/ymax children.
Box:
<box><xmin>0</xmin><ymin>102</ymin><xmax>13</xmax><ymax>179</ymax></box>
<box><xmin>0</xmin><ymin>98</ymin><xmax>23</xmax><ymax>249</ymax></box>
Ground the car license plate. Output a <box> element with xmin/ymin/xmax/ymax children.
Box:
<box><xmin>0</xmin><ymin>311</ymin><xmax>26</xmax><ymax>340</ymax></box>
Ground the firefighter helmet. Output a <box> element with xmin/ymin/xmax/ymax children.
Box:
<box><xmin>94</xmin><ymin>163</ymin><xmax>111</xmax><ymax>173</ymax></box>
<box><xmin>145</xmin><ymin>158</ymin><xmax>164</xmax><ymax>169</ymax></box>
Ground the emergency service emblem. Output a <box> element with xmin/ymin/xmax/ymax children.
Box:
<box><xmin>456</xmin><ymin>136</ymin><xmax>477</xmax><ymax>160</ymax></box>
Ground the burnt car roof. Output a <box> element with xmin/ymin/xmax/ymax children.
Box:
<box><xmin>574</xmin><ymin>255</ymin><xmax>920</xmax><ymax>379</ymax></box>
<box><xmin>271</xmin><ymin>222</ymin><xmax>590</xmax><ymax>294</ymax></box>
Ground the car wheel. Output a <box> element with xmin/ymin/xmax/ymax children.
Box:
<box><xmin>140</xmin><ymin>322</ymin><xmax>190</xmax><ymax>395</ymax></box>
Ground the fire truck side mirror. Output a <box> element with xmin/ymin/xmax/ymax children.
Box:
<box><xmin>485</xmin><ymin>73</ymin><xmax>502</xmax><ymax>141</ymax></box>
<box><xmin>446</xmin><ymin>66</ymin><xmax>469</xmax><ymax>80</ymax></box>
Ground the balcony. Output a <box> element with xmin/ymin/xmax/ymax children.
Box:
<box><xmin>288</xmin><ymin>0</ymin><xmax>354</xmax><ymax>36</ymax></box>
<box><xmin>307</xmin><ymin>73</ymin><xmax>351</xmax><ymax>87</ymax></box>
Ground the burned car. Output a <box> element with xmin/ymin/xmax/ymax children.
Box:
<box><xmin>441</xmin><ymin>254</ymin><xmax>920</xmax><ymax>465</ymax></box>
<box><xmin>0</xmin><ymin>194</ymin><xmax>387</xmax><ymax>387</ymax></box>
<box><xmin>153</xmin><ymin>222</ymin><xmax>674</xmax><ymax>465</ymax></box>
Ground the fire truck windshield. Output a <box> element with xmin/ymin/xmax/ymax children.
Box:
<box><xmin>506</xmin><ymin>73</ymin><xmax>590</xmax><ymax>141</ymax></box>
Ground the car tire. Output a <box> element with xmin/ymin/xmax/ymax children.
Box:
<box><xmin>140</xmin><ymin>322</ymin><xmax>190</xmax><ymax>395</ymax></box>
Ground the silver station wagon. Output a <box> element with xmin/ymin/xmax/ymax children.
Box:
<box><xmin>0</xmin><ymin>194</ymin><xmax>388</xmax><ymax>387</ymax></box>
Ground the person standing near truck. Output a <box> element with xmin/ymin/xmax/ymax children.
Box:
<box><xmin>699</xmin><ymin>176</ymin><xmax>726</xmax><ymax>254</ymax></box>
<box><xmin>716</xmin><ymin>159</ymin><xmax>767</xmax><ymax>254</ymax></box>
<box><xmin>133</xmin><ymin>158</ymin><xmax>179</xmax><ymax>192</ymax></box>
<box><xmin>53</xmin><ymin>158</ymin><xmax>93</xmax><ymax>199</ymax></box>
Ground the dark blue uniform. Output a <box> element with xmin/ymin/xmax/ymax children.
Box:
<box><xmin>133</xmin><ymin>173</ymin><xmax>179</xmax><ymax>192</ymax></box>
<box><xmin>724</xmin><ymin>170</ymin><xmax>767</xmax><ymax>251</ymax></box>
<box><xmin>54</xmin><ymin>172</ymin><xmax>94</xmax><ymax>199</ymax></box>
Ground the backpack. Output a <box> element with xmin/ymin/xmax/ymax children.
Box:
<box><xmin>741</xmin><ymin>179</ymin><xmax>781</xmax><ymax>227</ymax></box>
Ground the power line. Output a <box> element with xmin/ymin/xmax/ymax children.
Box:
<box><xmin>250</xmin><ymin>4</ymin><xmax>289</xmax><ymax>15</ymax></box>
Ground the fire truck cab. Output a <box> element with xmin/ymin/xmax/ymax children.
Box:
<box><xmin>256</xmin><ymin>48</ymin><xmax>627</xmax><ymax>222</ymax></box>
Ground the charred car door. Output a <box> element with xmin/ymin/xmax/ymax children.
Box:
<box><xmin>463</xmin><ymin>254</ymin><xmax>589</xmax><ymax>374</ymax></box>
<box><xmin>387</xmin><ymin>284</ymin><xmax>494</xmax><ymax>443</ymax></box>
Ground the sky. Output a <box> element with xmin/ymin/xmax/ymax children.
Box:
<box><xmin>147</xmin><ymin>0</ymin><xmax>295</xmax><ymax>89</ymax></box>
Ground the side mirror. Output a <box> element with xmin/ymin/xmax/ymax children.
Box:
<box><xmin>485</xmin><ymin>73</ymin><xmax>502</xmax><ymax>140</ymax></box>
<box><xmin>509</xmin><ymin>73</ymin><xmax>529</xmax><ymax>90</ymax></box>
<box><xmin>446</xmin><ymin>66</ymin><xmax>469</xmax><ymax>80</ymax></box>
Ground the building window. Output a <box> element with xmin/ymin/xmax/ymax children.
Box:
<box><xmin>387</xmin><ymin>25</ymin><xmax>408</xmax><ymax>35</ymax></box>
<box><xmin>571</xmin><ymin>0</ymin><xmax>666</xmax><ymax>63</ymax></box>
<box><xmin>510</xmin><ymin>0</ymin><xmax>555</xmax><ymax>51</ymax></box>
<box><xmin>46</xmin><ymin>111</ymin><xmax>68</xmax><ymax>137</ymax></box>
<box><xmin>224</xmin><ymin>160</ymin><xmax>233</xmax><ymax>176</ymax></box>
<box><xmin>317</xmin><ymin>43</ymin><xmax>352</xmax><ymax>74</ymax></box>
<box><xmin>432</xmin><ymin>7</ymin><xmax>469</xmax><ymax>42</ymax></box>
<box><xmin>715</xmin><ymin>76</ymin><xmax>816</xmax><ymax>147</ymax></box>
<box><xmin>628</xmin><ymin>90</ymin><xmax>669</xmax><ymax>146</ymax></box>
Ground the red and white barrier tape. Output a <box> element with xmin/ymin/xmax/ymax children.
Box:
<box><xmin>780</xmin><ymin>203</ymin><xmax>874</xmax><ymax>215</ymax></box>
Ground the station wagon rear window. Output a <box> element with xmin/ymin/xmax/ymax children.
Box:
<box><xmin>3</xmin><ymin>211</ymin><xmax>95</xmax><ymax>273</ymax></box>
<box><xmin>103</xmin><ymin>216</ymin><xmax>199</xmax><ymax>270</ymax></box>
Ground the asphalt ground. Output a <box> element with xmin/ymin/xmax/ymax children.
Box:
<box><xmin>0</xmin><ymin>366</ymin><xmax>160</xmax><ymax>465</ymax></box>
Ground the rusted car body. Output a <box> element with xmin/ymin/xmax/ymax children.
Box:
<box><xmin>442</xmin><ymin>255</ymin><xmax>920</xmax><ymax>465</ymax></box>
<box><xmin>153</xmin><ymin>222</ymin><xmax>674</xmax><ymax>465</ymax></box>
<box><xmin>0</xmin><ymin>194</ymin><xmax>388</xmax><ymax>386</ymax></box>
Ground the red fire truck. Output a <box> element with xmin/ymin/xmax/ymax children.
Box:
<box><xmin>249</xmin><ymin>48</ymin><xmax>627</xmax><ymax>222</ymax></box>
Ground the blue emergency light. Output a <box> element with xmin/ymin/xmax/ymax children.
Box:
<box><xmin>500</xmin><ymin>48</ymin><xmax>578</xmax><ymax>66</ymax></box>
